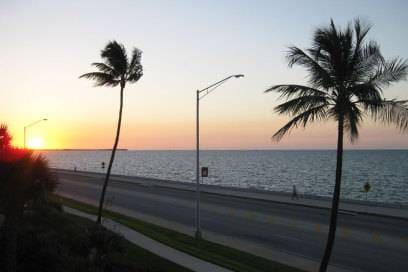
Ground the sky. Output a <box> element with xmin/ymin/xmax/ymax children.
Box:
<box><xmin>1</xmin><ymin>0</ymin><xmax>407</xmax><ymax>150</ymax></box>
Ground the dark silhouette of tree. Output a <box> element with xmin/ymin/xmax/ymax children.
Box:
<box><xmin>0</xmin><ymin>125</ymin><xmax>12</xmax><ymax>150</ymax></box>
<box><xmin>80</xmin><ymin>41</ymin><xmax>143</xmax><ymax>224</ymax></box>
<box><xmin>265</xmin><ymin>19</ymin><xmax>408</xmax><ymax>272</ymax></box>
<box><xmin>0</xmin><ymin>124</ymin><xmax>58</xmax><ymax>272</ymax></box>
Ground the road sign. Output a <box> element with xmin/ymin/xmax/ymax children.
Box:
<box><xmin>201</xmin><ymin>167</ymin><xmax>208</xmax><ymax>177</ymax></box>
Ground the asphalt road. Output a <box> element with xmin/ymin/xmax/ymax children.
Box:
<box><xmin>56</xmin><ymin>170</ymin><xmax>408</xmax><ymax>272</ymax></box>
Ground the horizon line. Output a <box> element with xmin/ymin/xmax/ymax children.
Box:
<box><xmin>34</xmin><ymin>148</ymin><xmax>408</xmax><ymax>151</ymax></box>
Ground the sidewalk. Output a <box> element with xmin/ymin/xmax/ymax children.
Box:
<box><xmin>55</xmin><ymin>169</ymin><xmax>408</xmax><ymax>220</ymax></box>
<box><xmin>63</xmin><ymin>206</ymin><xmax>232</xmax><ymax>272</ymax></box>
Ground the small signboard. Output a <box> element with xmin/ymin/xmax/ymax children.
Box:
<box><xmin>201</xmin><ymin>167</ymin><xmax>208</xmax><ymax>177</ymax></box>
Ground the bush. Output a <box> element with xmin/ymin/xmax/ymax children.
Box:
<box><xmin>87</xmin><ymin>224</ymin><xmax>125</xmax><ymax>271</ymax></box>
<box><xmin>0</xmin><ymin>124</ymin><xmax>59</xmax><ymax>272</ymax></box>
<box><xmin>1</xmin><ymin>125</ymin><xmax>126</xmax><ymax>272</ymax></box>
<box><xmin>15</xmin><ymin>206</ymin><xmax>125</xmax><ymax>272</ymax></box>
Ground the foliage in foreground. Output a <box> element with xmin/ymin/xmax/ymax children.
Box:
<box><xmin>1</xmin><ymin>125</ymin><xmax>122</xmax><ymax>272</ymax></box>
<box><xmin>0</xmin><ymin>124</ymin><xmax>59</xmax><ymax>272</ymax></box>
<box><xmin>15</xmin><ymin>205</ymin><xmax>125</xmax><ymax>272</ymax></box>
<box><xmin>13</xmin><ymin>201</ymin><xmax>191</xmax><ymax>272</ymax></box>
<box><xmin>1</xmin><ymin>126</ymin><xmax>190</xmax><ymax>272</ymax></box>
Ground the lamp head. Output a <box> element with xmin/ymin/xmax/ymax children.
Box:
<box><xmin>234</xmin><ymin>74</ymin><xmax>244</xmax><ymax>78</ymax></box>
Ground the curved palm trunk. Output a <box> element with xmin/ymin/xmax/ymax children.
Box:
<box><xmin>319</xmin><ymin>115</ymin><xmax>344</xmax><ymax>272</ymax></box>
<box><xmin>96</xmin><ymin>85</ymin><xmax>124</xmax><ymax>224</ymax></box>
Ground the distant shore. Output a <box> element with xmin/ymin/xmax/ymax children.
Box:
<box><xmin>37</xmin><ymin>148</ymin><xmax>128</xmax><ymax>151</ymax></box>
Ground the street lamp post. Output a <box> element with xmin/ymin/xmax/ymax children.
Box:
<box><xmin>24</xmin><ymin>118</ymin><xmax>48</xmax><ymax>149</ymax></box>
<box><xmin>195</xmin><ymin>74</ymin><xmax>244</xmax><ymax>239</ymax></box>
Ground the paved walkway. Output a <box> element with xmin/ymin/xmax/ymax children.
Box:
<box><xmin>63</xmin><ymin>206</ymin><xmax>232</xmax><ymax>272</ymax></box>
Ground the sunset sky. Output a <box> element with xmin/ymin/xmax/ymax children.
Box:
<box><xmin>1</xmin><ymin>0</ymin><xmax>407</xmax><ymax>150</ymax></box>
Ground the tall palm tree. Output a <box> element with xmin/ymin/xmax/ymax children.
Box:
<box><xmin>265</xmin><ymin>19</ymin><xmax>408</xmax><ymax>272</ymax></box>
<box><xmin>80</xmin><ymin>41</ymin><xmax>143</xmax><ymax>224</ymax></box>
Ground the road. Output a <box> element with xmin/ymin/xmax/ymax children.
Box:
<box><xmin>55</xmin><ymin>170</ymin><xmax>408</xmax><ymax>272</ymax></box>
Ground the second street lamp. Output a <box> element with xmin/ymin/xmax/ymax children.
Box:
<box><xmin>24</xmin><ymin>118</ymin><xmax>48</xmax><ymax>149</ymax></box>
<box><xmin>195</xmin><ymin>74</ymin><xmax>244</xmax><ymax>239</ymax></box>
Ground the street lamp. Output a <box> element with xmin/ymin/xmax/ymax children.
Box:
<box><xmin>195</xmin><ymin>74</ymin><xmax>244</xmax><ymax>239</ymax></box>
<box><xmin>24</xmin><ymin>118</ymin><xmax>48</xmax><ymax>149</ymax></box>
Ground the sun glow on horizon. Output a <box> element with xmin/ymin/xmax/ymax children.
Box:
<box><xmin>27</xmin><ymin>137</ymin><xmax>44</xmax><ymax>150</ymax></box>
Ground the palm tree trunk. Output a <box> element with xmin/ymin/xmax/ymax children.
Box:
<box><xmin>319</xmin><ymin>115</ymin><xmax>344</xmax><ymax>272</ymax></box>
<box><xmin>96</xmin><ymin>85</ymin><xmax>124</xmax><ymax>224</ymax></box>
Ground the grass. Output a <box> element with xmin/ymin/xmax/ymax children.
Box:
<box><xmin>17</xmin><ymin>202</ymin><xmax>192</xmax><ymax>272</ymax></box>
<box><xmin>67</xmin><ymin>214</ymin><xmax>192</xmax><ymax>272</ymax></box>
<box><xmin>118</xmin><ymin>239</ymin><xmax>193</xmax><ymax>272</ymax></box>
<box><xmin>57</xmin><ymin>195</ymin><xmax>305</xmax><ymax>272</ymax></box>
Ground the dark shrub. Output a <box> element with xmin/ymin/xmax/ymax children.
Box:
<box><xmin>87</xmin><ymin>224</ymin><xmax>125</xmax><ymax>271</ymax></box>
<box><xmin>16</xmin><ymin>206</ymin><xmax>126</xmax><ymax>272</ymax></box>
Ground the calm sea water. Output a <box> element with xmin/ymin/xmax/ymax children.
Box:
<box><xmin>39</xmin><ymin>150</ymin><xmax>408</xmax><ymax>204</ymax></box>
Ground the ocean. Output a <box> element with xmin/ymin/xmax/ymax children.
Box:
<box><xmin>39</xmin><ymin>150</ymin><xmax>408</xmax><ymax>205</ymax></box>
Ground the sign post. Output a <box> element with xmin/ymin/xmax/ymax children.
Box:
<box><xmin>201</xmin><ymin>167</ymin><xmax>208</xmax><ymax>178</ymax></box>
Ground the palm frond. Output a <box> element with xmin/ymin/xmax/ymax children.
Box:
<box><xmin>79</xmin><ymin>72</ymin><xmax>120</xmax><ymax>87</ymax></box>
<box><xmin>353</xmin><ymin>19</ymin><xmax>371</xmax><ymax>48</ymax></box>
<box><xmin>127</xmin><ymin>70</ymin><xmax>143</xmax><ymax>83</ymax></box>
<box><xmin>127</xmin><ymin>47</ymin><xmax>143</xmax><ymax>83</ymax></box>
<box><xmin>286</xmin><ymin>47</ymin><xmax>334</xmax><ymax>89</ymax></box>
<box><xmin>350</xmin><ymin>41</ymin><xmax>384</xmax><ymax>84</ymax></box>
<box><xmin>350</xmin><ymin>19</ymin><xmax>371</xmax><ymax>65</ymax></box>
<box><xmin>311</xmin><ymin>21</ymin><xmax>343</xmax><ymax>75</ymax></box>
<box><xmin>350</xmin><ymin>82</ymin><xmax>382</xmax><ymax>101</ymax></box>
<box><xmin>265</xmin><ymin>84</ymin><xmax>328</xmax><ymax>98</ymax></box>
<box><xmin>101</xmin><ymin>41</ymin><xmax>128</xmax><ymax>75</ymax></box>
<box><xmin>365</xmin><ymin>99</ymin><xmax>408</xmax><ymax>131</ymax></box>
<box><xmin>128</xmin><ymin>48</ymin><xmax>142</xmax><ymax>71</ymax></box>
<box><xmin>274</xmin><ymin>95</ymin><xmax>329</xmax><ymax>116</ymax></box>
<box><xmin>91</xmin><ymin>62</ymin><xmax>115</xmax><ymax>75</ymax></box>
<box><xmin>344</xmin><ymin>103</ymin><xmax>362</xmax><ymax>142</ymax></box>
<box><xmin>370</xmin><ymin>58</ymin><xmax>408</xmax><ymax>88</ymax></box>
<box><xmin>360</xmin><ymin>41</ymin><xmax>383</xmax><ymax>66</ymax></box>
<box><xmin>272</xmin><ymin>105</ymin><xmax>329</xmax><ymax>141</ymax></box>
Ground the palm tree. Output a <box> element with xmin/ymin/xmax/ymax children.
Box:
<box><xmin>265</xmin><ymin>19</ymin><xmax>408</xmax><ymax>272</ymax></box>
<box><xmin>0</xmin><ymin>125</ymin><xmax>58</xmax><ymax>272</ymax></box>
<box><xmin>80</xmin><ymin>41</ymin><xmax>143</xmax><ymax>224</ymax></box>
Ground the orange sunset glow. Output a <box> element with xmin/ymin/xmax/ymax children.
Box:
<box><xmin>1</xmin><ymin>1</ymin><xmax>408</xmax><ymax>150</ymax></box>
<box><xmin>27</xmin><ymin>136</ymin><xmax>44</xmax><ymax>149</ymax></box>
